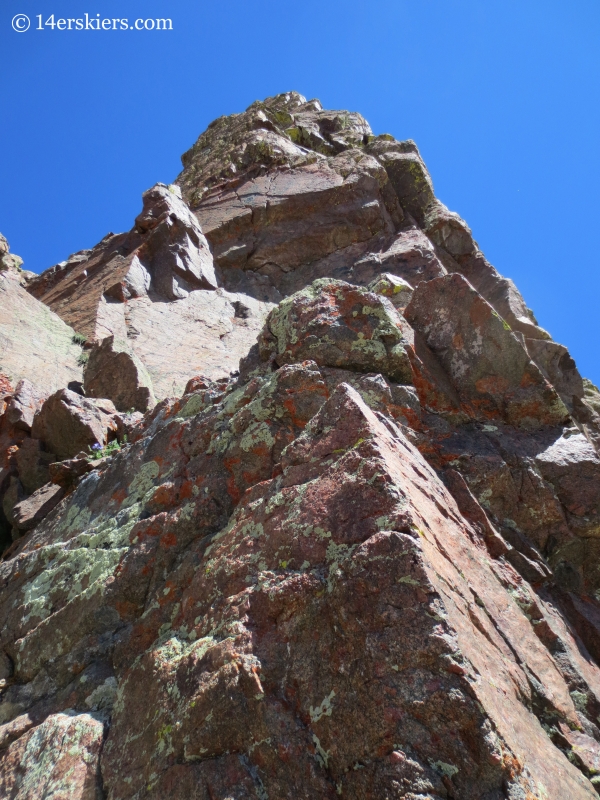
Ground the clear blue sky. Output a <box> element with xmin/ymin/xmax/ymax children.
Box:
<box><xmin>2</xmin><ymin>1</ymin><xmax>599</xmax><ymax>383</ymax></box>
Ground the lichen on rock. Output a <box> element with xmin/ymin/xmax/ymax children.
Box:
<box><xmin>0</xmin><ymin>93</ymin><xmax>600</xmax><ymax>799</ymax></box>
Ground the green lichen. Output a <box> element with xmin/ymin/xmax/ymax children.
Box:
<box><xmin>432</xmin><ymin>760</ymin><xmax>458</xmax><ymax>777</ymax></box>
<box><xmin>310</xmin><ymin>690</ymin><xmax>336</xmax><ymax>723</ymax></box>
<box><xmin>571</xmin><ymin>690</ymin><xmax>588</xmax><ymax>713</ymax></box>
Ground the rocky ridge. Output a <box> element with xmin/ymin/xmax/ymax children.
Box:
<box><xmin>1</xmin><ymin>92</ymin><xmax>600</xmax><ymax>798</ymax></box>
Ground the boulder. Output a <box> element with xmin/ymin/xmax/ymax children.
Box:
<box><xmin>133</xmin><ymin>182</ymin><xmax>218</xmax><ymax>300</ymax></box>
<box><xmin>0</xmin><ymin>713</ymin><xmax>104</xmax><ymax>798</ymax></box>
<box><xmin>31</xmin><ymin>388</ymin><xmax>117</xmax><ymax>460</ymax></box>
<box><xmin>84</xmin><ymin>336</ymin><xmax>156</xmax><ymax>412</ymax></box>
<box><xmin>368</xmin><ymin>272</ymin><xmax>414</xmax><ymax>310</ymax></box>
<box><xmin>259</xmin><ymin>278</ymin><xmax>414</xmax><ymax>384</ymax></box>
<box><xmin>405</xmin><ymin>273</ymin><xmax>570</xmax><ymax>427</ymax></box>
<box><xmin>4</xmin><ymin>379</ymin><xmax>47</xmax><ymax>432</ymax></box>
<box><xmin>15</xmin><ymin>438</ymin><xmax>55</xmax><ymax>494</ymax></box>
<box><xmin>12</xmin><ymin>482</ymin><xmax>65</xmax><ymax>532</ymax></box>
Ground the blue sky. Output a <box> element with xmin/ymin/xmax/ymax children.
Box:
<box><xmin>2</xmin><ymin>0</ymin><xmax>600</xmax><ymax>382</ymax></box>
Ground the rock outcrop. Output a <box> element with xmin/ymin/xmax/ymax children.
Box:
<box><xmin>0</xmin><ymin>93</ymin><xmax>600</xmax><ymax>798</ymax></box>
<box><xmin>26</xmin><ymin>185</ymin><xmax>272</xmax><ymax>399</ymax></box>
<box><xmin>0</xmin><ymin>238</ymin><xmax>83</xmax><ymax>392</ymax></box>
<box><xmin>84</xmin><ymin>335</ymin><xmax>156</xmax><ymax>413</ymax></box>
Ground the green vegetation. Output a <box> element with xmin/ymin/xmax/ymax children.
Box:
<box><xmin>87</xmin><ymin>436</ymin><xmax>127</xmax><ymax>462</ymax></box>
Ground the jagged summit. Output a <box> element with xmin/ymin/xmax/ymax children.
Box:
<box><xmin>1</xmin><ymin>93</ymin><xmax>600</xmax><ymax>798</ymax></box>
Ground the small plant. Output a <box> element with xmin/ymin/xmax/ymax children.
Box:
<box><xmin>104</xmin><ymin>440</ymin><xmax>121</xmax><ymax>456</ymax></box>
<box><xmin>88</xmin><ymin>442</ymin><xmax>104</xmax><ymax>461</ymax></box>
<box><xmin>87</xmin><ymin>438</ymin><xmax>123</xmax><ymax>462</ymax></box>
<box><xmin>72</xmin><ymin>333</ymin><xmax>87</xmax><ymax>346</ymax></box>
<box><xmin>77</xmin><ymin>352</ymin><xmax>89</xmax><ymax>366</ymax></box>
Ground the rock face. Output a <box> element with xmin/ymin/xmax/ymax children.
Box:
<box><xmin>404</xmin><ymin>273</ymin><xmax>569</xmax><ymax>428</ymax></box>
<box><xmin>0</xmin><ymin>94</ymin><xmax>600</xmax><ymax>798</ymax></box>
<box><xmin>0</xmin><ymin>243</ymin><xmax>83</xmax><ymax>392</ymax></box>
<box><xmin>26</xmin><ymin>185</ymin><xmax>272</xmax><ymax>399</ymax></box>
<box><xmin>84</xmin><ymin>335</ymin><xmax>156</xmax><ymax>413</ymax></box>
<box><xmin>31</xmin><ymin>389</ymin><xmax>118</xmax><ymax>460</ymax></box>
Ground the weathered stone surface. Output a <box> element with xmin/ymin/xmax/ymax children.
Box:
<box><xmin>0</xmin><ymin>234</ymin><xmax>23</xmax><ymax>273</ymax></box>
<box><xmin>132</xmin><ymin>182</ymin><xmax>218</xmax><ymax>300</ymax></box>
<box><xmin>28</xmin><ymin>183</ymin><xmax>217</xmax><ymax>317</ymax></box>
<box><xmin>0</xmin><ymin>374</ymin><xmax>13</xmax><ymax>399</ymax></box>
<box><xmin>12</xmin><ymin>482</ymin><xmax>65</xmax><ymax>532</ymax></box>
<box><xmin>526</xmin><ymin>336</ymin><xmax>585</xmax><ymax>411</ymax></box>
<box><xmin>4</xmin><ymin>380</ymin><xmax>47</xmax><ymax>433</ymax></box>
<box><xmin>258</xmin><ymin>278</ymin><xmax>414</xmax><ymax>384</ymax></box>
<box><xmin>193</xmin><ymin>153</ymin><xmax>398</xmax><ymax>300</ymax></box>
<box><xmin>115</xmin><ymin>289</ymin><xmax>273</xmax><ymax>398</ymax></box>
<box><xmin>26</xmin><ymin>200</ymin><xmax>273</xmax><ymax>400</ymax></box>
<box><xmin>405</xmin><ymin>273</ymin><xmax>570</xmax><ymax>428</ymax></box>
<box><xmin>31</xmin><ymin>388</ymin><xmax>117</xmax><ymax>460</ymax></box>
<box><xmin>0</xmin><ymin>712</ymin><xmax>104</xmax><ymax>798</ymax></box>
<box><xmin>0</xmin><ymin>259</ymin><xmax>82</xmax><ymax>393</ymax></box>
<box><xmin>14</xmin><ymin>438</ymin><xmax>55</xmax><ymax>495</ymax></box>
<box><xmin>368</xmin><ymin>271</ymin><xmax>414</xmax><ymax>311</ymax></box>
<box><xmin>0</xmin><ymin>371</ymin><xmax>595</xmax><ymax>797</ymax></box>
<box><xmin>423</xmin><ymin>202</ymin><xmax>551</xmax><ymax>342</ymax></box>
<box><xmin>1</xmin><ymin>94</ymin><xmax>600</xmax><ymax>798</ymax></box>
<box><xmin>365</xmin><ymin>138</ymin><xmax>435</xmax><ymax>226</ymax></box>
<box><xmin>48</xmin><ymin>452</ymin><xmax>103</xmax><ymax>489</ymax></box>
<box><xmin>84</xmin><ymin>335</ymin><xmax>156</xmax><ymax>413</ymax></box>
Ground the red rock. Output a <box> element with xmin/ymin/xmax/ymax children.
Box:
<box><xmin>12</xmin><ymin>482</ymin><xmax>65</xmax><ymax>532</ymax></box>
<box><xmin>84</xmin><ymin>335</ymin><xmax>156</xmax><ymax>412</ymax></box>
<box><xmin>258</xmin><ymin>278</ymin><xmax>414</xmax><ymax>384</ymax></box>
<box><xmin>405</xmin><ymin>272</ymin><xmax>570</xmax><ymax>428</ymax></box>
<box><xmin>0</xmin><ymin>712</ymin><xmax>104</xmax><ymax>798</ymax></box>
<box><xmin>0</xmin><ymin>374</ymin><xmax>13</xmax><ymax>398</ymax></box>
<box><xmin>0</xmin><ymin>96</ymin><xmax>599</xmax><ymax>800</ymax></box>
<box><xmin>4</xmin><ymin>380</ymin><xmax>47</xmax><ymax>433</ymax></box>
<box><xmin>31</xmin><ymin>388</ymin><xmax>117</xmax><ymax>460</ymax></box>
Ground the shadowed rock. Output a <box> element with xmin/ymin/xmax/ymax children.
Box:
<box><xmin>4</xmin><ymin>380</ymin><xmax>47</xmax><ymax>433</ymax></box>
<box><xmin>12</xmin><ymin>482</ymin><xmax>65</xmax><ymax>532</ymax></box>
<box><xmin>31</xmin><ymin>388</ymin><xmax>117</xmax><ymax>460</ymax></box>
<box><xmin>405</xmin><ymin>272</ymin><xmax>570</xmax><ymax>428</ymax></box>
<box><xmin>84</xmin><ymin>335</ymin><xmax>156</xmax><ymax>413</ymax></box>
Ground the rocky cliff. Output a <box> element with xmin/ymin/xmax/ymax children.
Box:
<box><xmin>1</xmin><ymin>91</ymin><xmax>600</xmax><ymax>799</ymax></box>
